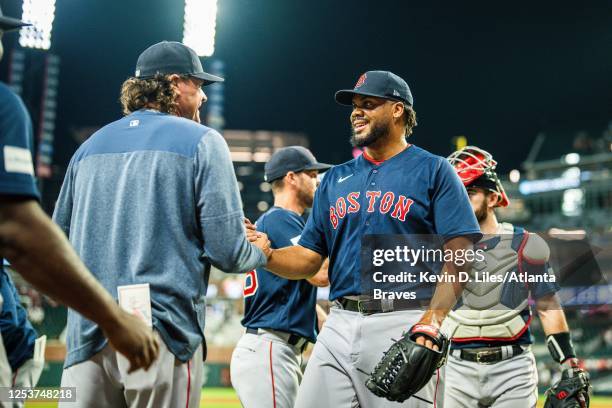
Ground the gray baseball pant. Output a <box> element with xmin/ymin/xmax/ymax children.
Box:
<box><xmin>294</xmin><ymin>306</ymin><xmax>444</xmax><ymax>408</ymax></box>
<box><xmin>59</xmin><ymin>339</ymin><xmax>203</xmax><ymax>408</ymax></box>
<box><xmin>230</xmin><ymin>330</ymin><xmax>305</xmax><ymax>408</ymax></box>
<box><xmin>444</xmin><ymin>348</ymin><xmax>538</xmax><ymax>408</ymax></box>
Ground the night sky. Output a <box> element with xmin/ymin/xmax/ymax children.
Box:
<box><xmin>1</xmin><ymin>0</ymin><xmax>611</xmax><ymax>173</ymax></box>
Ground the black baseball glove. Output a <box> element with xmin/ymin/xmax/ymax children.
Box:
<box><xmin>544</xmin><ymin>367</ymin><xmax>591</xmax><ymax>408</ymax></box>
<box><xmin>365</xmin><ymin>324</ymin><xmax>449</xmax><ymax>403</ymax></box>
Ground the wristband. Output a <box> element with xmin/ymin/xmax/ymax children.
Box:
<box><xmin>546</xmin><ymin>332</ymin><xmax>576</xmax><ymax>364</ymax></box>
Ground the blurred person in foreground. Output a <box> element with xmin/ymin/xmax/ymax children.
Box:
<box><xmin>0</xmin><ymin>5</ymin><xmax>159</xmax><ymax>389</ymax></box>
<box><xmin>53</xmin><ymin>41</ymin><xmax>268</xmax><ymax>407</ymax></box>
<box><xmin>0</xmin><ymin>260</ymin><xmax>47</xmax><ymax>408</ymax></box>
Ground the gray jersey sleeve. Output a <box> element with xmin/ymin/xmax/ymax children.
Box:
<box><xmin>52</xmin><ymin>156</ymin><xmax>76</xmax><ymax>236</ymax></box>
<box><xmin>194</xmin><ymin>129</ymin><xmax>266</xmax><ymax>273</ymax></box>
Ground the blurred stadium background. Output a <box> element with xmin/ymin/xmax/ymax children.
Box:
<box><xmin>0</xmin><ymin>0</ymin><xmax>610</xmax><ymax>406</ymax></box>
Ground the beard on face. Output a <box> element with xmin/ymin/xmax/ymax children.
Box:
<box><xmin>350</xmin><ymin>120</ymin><xmax>391</xmax><ymax>148</ymax></box>
<box><xmin>298</xmin><ymin>186</ymin><xmax>314</xmax><ymax>209</ymax></box>
<box><xmin>474</xmin><ymin>197</ymin><xmax>489</xmax><ymax>222</ymax></box>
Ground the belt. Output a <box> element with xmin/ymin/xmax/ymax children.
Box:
<box><xmin>246</xmin><ymin>328</ymin><xmax>309</xmax><ymax>351</ymax></box>
<box><xmin>452</xmin><ymin>345</ymin><xmax>525</xmax><ymax>364</ymax></box>
<box><xmin>335</xmin><ymin>296</ymin><xmax>429</xmax><ymax>315</ymax></box>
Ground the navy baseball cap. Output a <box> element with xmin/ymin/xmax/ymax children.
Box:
<box><xmin>265</xmin><ymin>146</ymin><xmax>333</xmax><ymax>182</ymax></box>
<box><xmin>335</xmin><ymin>70</ymin><xmax>413</xmax><ymax>106</ymax></box>
<box><xmin>0</xmin><ymin>6</ymin><xmax>31</xmax><ymax>31</ymax></box>
<box><xmin>134</xmin><ymin>41</ymin><xmax>224</xmax><ymax>85</ymax></box>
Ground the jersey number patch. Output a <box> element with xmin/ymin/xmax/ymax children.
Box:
<box><xmin>243</xmin><ymin>270</ymin><xmax>258</xmax><ymax>297</ymax></box>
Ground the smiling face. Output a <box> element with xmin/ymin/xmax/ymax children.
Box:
<box><xmin>173</xmin><ymin>76</ymin><xmax>207</xmax><ymax>123</ymax></box>
<box><xmin>349</xmin><ymin>94</ymin><xmax>404</xmax><ymax>148</ymax></box>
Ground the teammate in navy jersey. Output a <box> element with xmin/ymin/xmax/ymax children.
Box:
<box><xmin>443</xmin><ymin>146</ymin><xmax>589</xmax><ymax>408</ymax></box>
<box><xmin>231</xmin><ymin>146</ymin><xmax>331</xmax><ymax>408</ymax></box>
<box><xmin>0</xmin><ymin>261</ymin><xmax>48</xmax><ymax>407</ymax></box>
<box><xmin>248</xmin><ymin>71</ymin><xmax>482</xmax><ymax>407</ymax></box>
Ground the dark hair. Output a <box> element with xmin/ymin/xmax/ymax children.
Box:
<box><xmin>403</xmin><ymin>105</ymin><xmax>418</xmax><ymax>136</ymax></box>
<box><xmin>119</xmin><ymin>74</ymin><xmax>179</xmax><ymax>116</ymax></box>
<box><xmin>271</xmin><ymin>178</ymin><xmax>285</xmax><ymax>193</ymax></box>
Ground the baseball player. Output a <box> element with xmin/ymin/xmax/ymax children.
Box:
<box><xmin>53</xmin><ymin>41</ymin><xmax>268</xmax><ymax>407</ymax></box>
<box><xmin>443</xmin><ymin>146</ymin><xmax>590</xmax><ymax>408</ymax></box>
<box><xmin>231</xmin><ymin>146</ymin><xmax>331</xmax><ymax>408</ymax></box>
<box><xmin>0</xmin><ymin>5</ymin><xmax>159</xmax><ymax>385</ymax></box>
<box><xmin>0</xmin><ymin>261</ymin><xmax>47</xmax><ymax>408</ymax></box>
<box><xmin>249</xmin><ymin>71</ymin><xmax>482</xmax><ymax>407</ymax></box>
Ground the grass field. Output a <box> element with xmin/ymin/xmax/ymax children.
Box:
<box><xmin>22</xmin><ymin>388</ymin><xmax>612</xmax><ymax>407</ymax></box>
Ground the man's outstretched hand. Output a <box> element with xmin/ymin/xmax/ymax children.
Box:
<box><xmin>244</xmin><ymin>218</ymin><xmax>260</xmax><ymax>242</ymax></box>
<box><xmin>244</xmin><ymin>218</ymin><xmax>272</xmax><ymax>258</ymax></box>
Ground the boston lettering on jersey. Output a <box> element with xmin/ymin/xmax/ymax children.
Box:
<box><xmin>299</xmin><ymin>145</ymin><xmax>482</xmax><ymax>301</ymax></box>
<box><xmin>329</xmin><ymin>191</ymin><xmax>414</xmax><ymax>228</ymax></box>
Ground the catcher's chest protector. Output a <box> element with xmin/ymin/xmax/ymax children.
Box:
<box><xmin>444</xmin><ymin>223</ymin><xmax>531</xmax><ymax>341</ymax></box>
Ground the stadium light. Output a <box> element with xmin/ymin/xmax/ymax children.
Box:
<box><xmin>563</xmin><ymin>153</ymin><xmax>580</xmax><ymax>165</ymax></box>
<box><xmin>182</xmin><ymin>0</ymin><xmax>218</xmax><ymax>57</ymax></box>
<box><xmin>509</xmin><ymin>169</ymin><xmax>521</xmax><ymax>183</ymax></box>
<box><xmin>562</xmin><ymin>188</ymin><xmax>584</xmax><ymax>217</ymax></box>
<box><xmin>518</xmin><ymin>168</ymin><xmax>581</xmax><ymax>195</ymax></box>
<box><xmin>18</xmin><ymin>0</ymin><xmax>56</xmax><ymax>50</ymax></box>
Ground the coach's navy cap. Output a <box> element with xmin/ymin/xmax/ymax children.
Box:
<box><xmin>335</xmin><ymin>70</ymin><xmax>413</xmax><ymax>106</ymax></box>
<box><xmin>134</xmin><ymin>41</ymin><xmax>224</xmax><ymax>85</ymax></box>
<box><xmin>265</xmin><ymin>146</ymin><xmax>332</xmax><ymax>182</ymax></box>
<box><xmin>0</xmin><ymin>6</ymin><xmax>31</xmax><ymax>31</ymax></box>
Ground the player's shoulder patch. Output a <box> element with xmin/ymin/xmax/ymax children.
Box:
<box><xmin>522</xmin><ymin>232</ymin><xmax>550</xmax><ymax>264</ymax></box>
<box><xmin>3</xmin><ymin>145</ymin><xmax>34</xmax><ymax>175</ymax></box>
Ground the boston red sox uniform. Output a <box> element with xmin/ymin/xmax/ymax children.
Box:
<box><xmin>443</xmin><ymin>223</ymin><xmax>559</xmax><ymax>408</ymax></box>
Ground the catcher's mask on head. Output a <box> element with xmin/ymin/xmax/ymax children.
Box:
<box><xmin>447</xmin><ymin>146</ymin><xmax>509</xmax><ymax>208</ymax></box>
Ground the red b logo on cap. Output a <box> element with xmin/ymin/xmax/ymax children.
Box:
<box><xmin>355</xmin><ymin>73</ymin><xmax>367</xmax><ymax>88</ymax></box>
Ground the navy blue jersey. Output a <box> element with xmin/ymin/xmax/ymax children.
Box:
<box><xmin>0</xmin><ymin>266</ymin><xmax>38</xmax><ymax>371</ymax></box>
<box><xmin>0</xmin><ymin>83</ymin><xmax>39</xmax><ymax>369</ymax></box>
<box><xmin>299</xmin><ymin>145</ymin><xmax>481</xmax><ymax>301</ymax></box>
<box><xmin>242</xmin><ymin>207</ymin><xmax>318</xmax><ymax>341</ymax></box>
<box><xmin>0</xmin><ymin>82</ymin><xmax>38</xmax><ymax>199</ymax></box>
